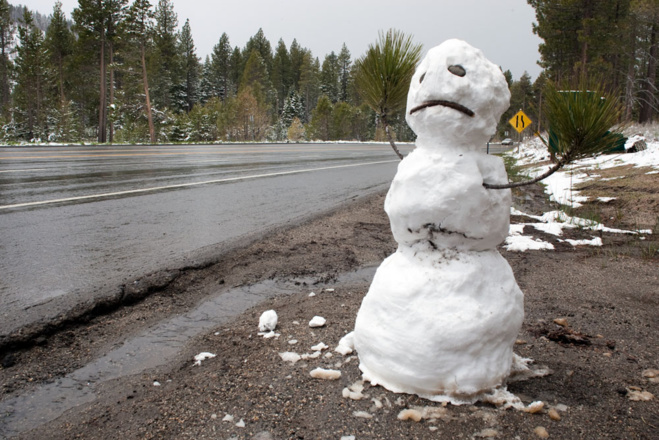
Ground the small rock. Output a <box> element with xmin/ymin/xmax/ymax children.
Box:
<box><xmin>1</xmin><ymin>354</ymin><xmax>17</xmax><ymax>369</ymax></box>
<box><xmin>603</xmin><ymin>352</ymin><xmax>612</xmax><ymax>358</ymax></box>
<box><xmin>642</xmin><ymin>369</ymin><xmax>659</xmax><ymax>378</ymax></box>
<box><xmin>252</xmin><ymin>432</ymin><xmax>274</xmax><ymax>440</ymax></box>
<box><xmin>308</xmin><ymin>292</ymin><xmax>316</xmax><ymax>297</ymax></box>
<box><xmin>474</xmin><ymin>428</ymin><xmax>499</xmax><ymax>438</ymax></box>
<box><xmin>341</xmin><ymin>436</ymin><xmax>356</xmax><ymax>440</ymax></box>
<box><xmin>236</xmin><ymin>418</ymin><xmax>246</xmax><ymax>428</ymax></box>
<box><xmin>153</xmin><ymin>381</ymin><xmax>161</xmax><ymax>387</ymax></box>
<box><xmin>553</xmin><ymin>318</ymin><xmax>568</xmax><ymax>327</ymax></box>
<box><xmin>534</xmin><ymin>426</ymin><xmax>549</xmax><ymax>438</ymax></box>
<box><xmin>627</xmin><ymin>389</ymin><xmax>654</xmax><ymax>401</ymax></box>
<box><xmin>515</xmin><ymin>339</ymin><xmax>527</xmax><ymax>345</ymax></box>
<box><xmin>288</xmin><ymin>339</ymin><xmax>298</xmax><ymax>345</ymax></box>
<box><xmin>554</xmin><ymin>404</ymin><xmax>568</xmax><ymax>412</ymax></box>
<box><xmin>222</xmin><ymin>414</ymin><xmax>234</xmax><ymax>422</ymax></box>
<box><xmin>548</xmin><ymin>408</ymin><xmax>561</xmax><ymax>421</ymax></box>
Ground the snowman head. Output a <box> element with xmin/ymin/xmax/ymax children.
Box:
<box><xmin>406</xmin><ymin>39</ymin><xmax>510</xmax><ymax>150</ymax></box>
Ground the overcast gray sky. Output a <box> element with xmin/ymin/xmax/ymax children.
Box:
<box><xmin>18</xmin><ymin>0</ymin><xmax>542</xmax><ymax>80</ymax></box>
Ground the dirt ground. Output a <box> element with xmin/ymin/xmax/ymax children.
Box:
<box><xmin>1</xmin><ymin>169</ymin><xmax>657</xmax><ymax>439</ymax></box>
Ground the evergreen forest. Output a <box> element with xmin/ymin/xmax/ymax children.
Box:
<box><xmin>1</xmin><ymin>0</ymin><xmax>658</xmax><ymax>144</ymax></box>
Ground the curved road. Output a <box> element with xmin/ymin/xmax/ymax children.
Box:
<box><xmin>0</xmin><ymin>143</ymin><xmax>414</xmax><ymax>339</ymax></box>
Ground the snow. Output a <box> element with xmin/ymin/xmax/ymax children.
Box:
<box><xmin>311</xmin><ymin>342</ymin><xmax>328</xmax><ymax>351</ymax></box>
<box><xmin>278</xmin><ymin>352</ymin><xmax>301</xmax><ymax>364</ymax></box>
<box><xmin>193</xmin><ymin>352</ymin><xmax>216</xmax><ymax>366</ymax></box>
<box><xmin>258</xmin><ymin>310</ymin><xmax>278</xmax><ymax>332</ymax></box>
<box><xmin>505</xmin><ymin>235</ymin><xmax>554</xmax><ymax>251</ymax></box>
<box><xmin>335</xmin><ymin>332</ymin><xmax>355</xmax><ymax>356</ymax></box>
<box><xmin>354</xmin><ymin>40</ymin><xmax>522</xmax><ymax>404</ymax></box>
<box><xmin>309</xmin><ymin>367</ymin><xmax>341</xmax><ymax>380</ymax></box>
<box><xmin>507</xmin><ymin>206</ymin><xmax>650</xmax><ymax>252</ymax></box>
<box><xmin>510</xmin><ymin>134</ymin><xmax>659</xmax><ymax>209</ymax></box>
<box><xmin>308</xmin><ymin>316</ymin><xmax>326</xmax><ymax>328</ymax></box>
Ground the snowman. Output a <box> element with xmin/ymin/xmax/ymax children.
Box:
<box><xmin>353</xmin><ymin>39</ymin><xmax>523</xmax><ymax>404</ymax></box>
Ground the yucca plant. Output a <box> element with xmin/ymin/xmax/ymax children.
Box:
<box><xmin>486</xmin><ymin>76</ymin><xmax>624</xmax><ymax>189</ymax></box>
<box><xmin>354</xmin><ymin>29</ymin><xmax>422</xmax><ymax>159</ymax></box>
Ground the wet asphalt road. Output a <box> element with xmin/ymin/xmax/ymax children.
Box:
<box><xmin>0</xmin><ymin>143</ymin><xmax>414</xmax><ymax>339</ymax></box>
<box><xmin>0</xmin><ymin>142</ymin><xmax>511</xmax><ymax>339</ymax></box>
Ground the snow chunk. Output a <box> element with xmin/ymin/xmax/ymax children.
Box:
<box><xmin>597</xmin><ymin>197</ymin><xmax>616</xmax><ymax>203</ymax></box>
<box><xmin>308</xmin><ymin>316</ymin><xmax>326</xmax><ymax>328</ymax></box>
<box><xmin>258</xmin><ymin>310</ymin><xmax>278</xmax><ymax>332</ymax></box>
<box><xmin>193</xmin><ymin>352</ymin><xmax>216</xmax><ymax>366</ymax></box>
<box><xmin>352</xmin><ymin>411</ymin><xmax>373</xmax><ymax>419</ymax></box>
<box><xmin>566</xmin><ymin>237</ymin><xmax>602</xmax><ymax>247</ymax></box>
<box><xmin>340</xmin><ymin>436</ymin><xmax>356</xmax><ymax>440</ymax></box>
<box><xmin>258</xmin><ymin>331</ymin><xmax>280</xmax><ymax>339</ymax></box>
<box><xmin>335</xmin><ymin>332</ymin><xmax>355</xmax><ymax>355</ymax></box>
<box><xmin>222</xmin><ymin>414</ymin><xmax>234</xmax><ymax>422</ymax></box>
<box><xmin>311</xmin><ymin>342</ymin><xmax>328</xmax><ymax>351</ymax></box>
<box><xmin>279</xmin><ymin>352</ymin><xmax>301</xmax><ymax>364</ymax></box>
<box><xmin>505</xmin><ymin>235</ymin><xmax>554</xmax><ymax>251</ymax></box>
<box><xmin>309</xmin><ymin>367</ymin><xmax>341</xmax><ymax>380</ymax></box>
<box><xmin>398</xmin><ymin>409</ymin><xmax>423</xmax><ymax>422</ymax></box>
<box><xmin>308</xmin><ymin>291</ymin><xmax>316</xmax><ymax>297</ymax></box>
<box><xmin>301</xmin><ymin>351</ymin><xmax>322</xmax><ymax>360</ymax></box>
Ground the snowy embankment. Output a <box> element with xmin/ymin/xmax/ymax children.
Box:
<box><xmin>504</xmin><ymin>130</ymin><xmax>658</xmax><ymax>252</ymax></box>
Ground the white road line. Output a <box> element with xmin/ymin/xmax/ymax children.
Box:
<box><xmin>0</xmin><ymin>168</ymin><xmax>49</xmax><ymax>173</ymax></box>
<box><xmin>0</xmin><ymin>160</ymin><xmax>396</xmax><ymax>210</ymax></box>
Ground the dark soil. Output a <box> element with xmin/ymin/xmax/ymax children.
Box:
<box><xmin>1</xmin><ymin>182</ymin><xmax>657</xmax><ymax>440</ymax></box>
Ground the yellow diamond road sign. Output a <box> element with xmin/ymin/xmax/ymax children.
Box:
<box><xmin>509</xmin><ymin>110</ymin><xmax>532</xmax><ymax>133</ymax></box>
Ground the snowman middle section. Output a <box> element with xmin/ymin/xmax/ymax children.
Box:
<box><xmin>353</xmin><ymin>147</ymin><xmax>524</xmax><ymax>403</ymax></box>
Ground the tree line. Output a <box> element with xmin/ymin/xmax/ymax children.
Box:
<box><xmin>0</xmin><ymin>0</ymin><xmax>421</xmax><ymax>144</ymax></box>
<box><xmin>502</xmin><ymin>0</ymin><xmax>659</xmax><ymax>139</ymax></box>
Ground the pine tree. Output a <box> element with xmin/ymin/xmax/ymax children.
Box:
<box><xmin>13</xmin><ymin>9</ymin><xmax>50</xmax><ymax>140</ymax></box>
<box><xmin>125</xmin><ymin>0</ymin><xmax>156</xmax><ymax>142</ymax></box>
<box><xmin>241</xmin><ymin>49</ymin><xmax>269</xmax><ymax>103</ymax></box>
<box><xmin>0</xmin><ymin>0</ymin><xmax>13</xmax><ymax>118</ymax></box>
<box><xmin>320</xmin><ymin>51</ymin><xmax>339</xmax><ymax>103</ymax></box>
<box><xmin>308</xmin><ymin>94</ymin><xmax>332</xmax><ymax>140</ymax></box>
<box><xmin>337</xmin><ymin>43</ymin><xmax>351</xmax><ymax>102</ymax></box>
<box><xmin>354</xmin><ymin>29</ymin><xmax>422</xmax><ymax>159</ymax></box>
<box><xmin>272</xmin><ymin>38</ymin><xmax>292</xmax><ymax>111</ymax></box>
<box><xmin>152</xmin><ymin>0</ymin><xmax>181</xmax><ymax>111</ymax></box>
<box><xmin>210</xmin><ymin>32</ymin><xmax>233</xmax><ymax>101</ymax></box>
<box><xmin>179</xmin><ymin>18</ymin><xmax>200</xmax><ymax>112</ymax></box>
<box><xmin>73</xmin><ymin>0</ymin><xmax>127</xmax><ymax>143</ymax></box>
<box><xmin>45</xmin><ymin>1</ymin><xmax>74</xmax><ymax>105</ymax></box>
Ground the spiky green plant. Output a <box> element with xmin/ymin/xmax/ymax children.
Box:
<box><xmin>486</xmin><ymin>76</ymin><xmax>624</xmax><ymax>189</ymax></box>
<box><xmin>354</xmin><ymin>29</ymin><xmax>422</xmax><ymax>159</ymax></box>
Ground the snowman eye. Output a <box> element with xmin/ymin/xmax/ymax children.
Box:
<box><xmin>419</xmin><ymin>72</ymin><xmax>426</xmax><ymax>83</ymax></box>
<box><xmin>448</xmin><ymin>65</ymin><xmax>466</xmax><ymax>77</ymax></box>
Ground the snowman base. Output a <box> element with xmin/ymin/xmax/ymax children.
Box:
<box><xmin>354</xmin><ymin>243</ymin><xmax>524</xmax><ymax>404</ymax></box>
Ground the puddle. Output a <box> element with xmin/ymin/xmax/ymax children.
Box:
<box><xmin>0</xmin><ymin>267</ymin><xmax>376</xmax><ymax>438</ymax></box>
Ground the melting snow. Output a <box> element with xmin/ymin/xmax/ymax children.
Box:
<box><xmin>193</xmin><ymin>352</ymin><xmax>216</xmax><ymax>366</ymax></box>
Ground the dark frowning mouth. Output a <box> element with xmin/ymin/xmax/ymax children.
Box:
<box><xmin>409</xmin><ymin>100</ymin><xmax>475</xmax><ymax>117</ymax></box>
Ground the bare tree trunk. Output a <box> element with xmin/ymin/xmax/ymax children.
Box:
<box><xmin>108</xmin><ymin>42</ymin><xmax>115</xmax><ymax>143</ymax></box>
<box><xmin>639</xmin><ymin>21</ymin><xmax>657</xmax><ymax>123</ymax></box>
<box><xmin>382</xmin><ymin>116</ymin><xmax>404</xmax><ymax>160</ymax></box>
<box><xmin>141</xmin><ymin>43</ymin><xmax>156</xmax><ymax>143</ymax></box>
<box><xmin>625</xmin><ymin>15</ymin><xmax>638</xmax><ymax>121</ymax></box>
<box><xmin>98</xmin><ymin>33</ymin><xmax>107</xmax><ymax>143</ymax></box>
